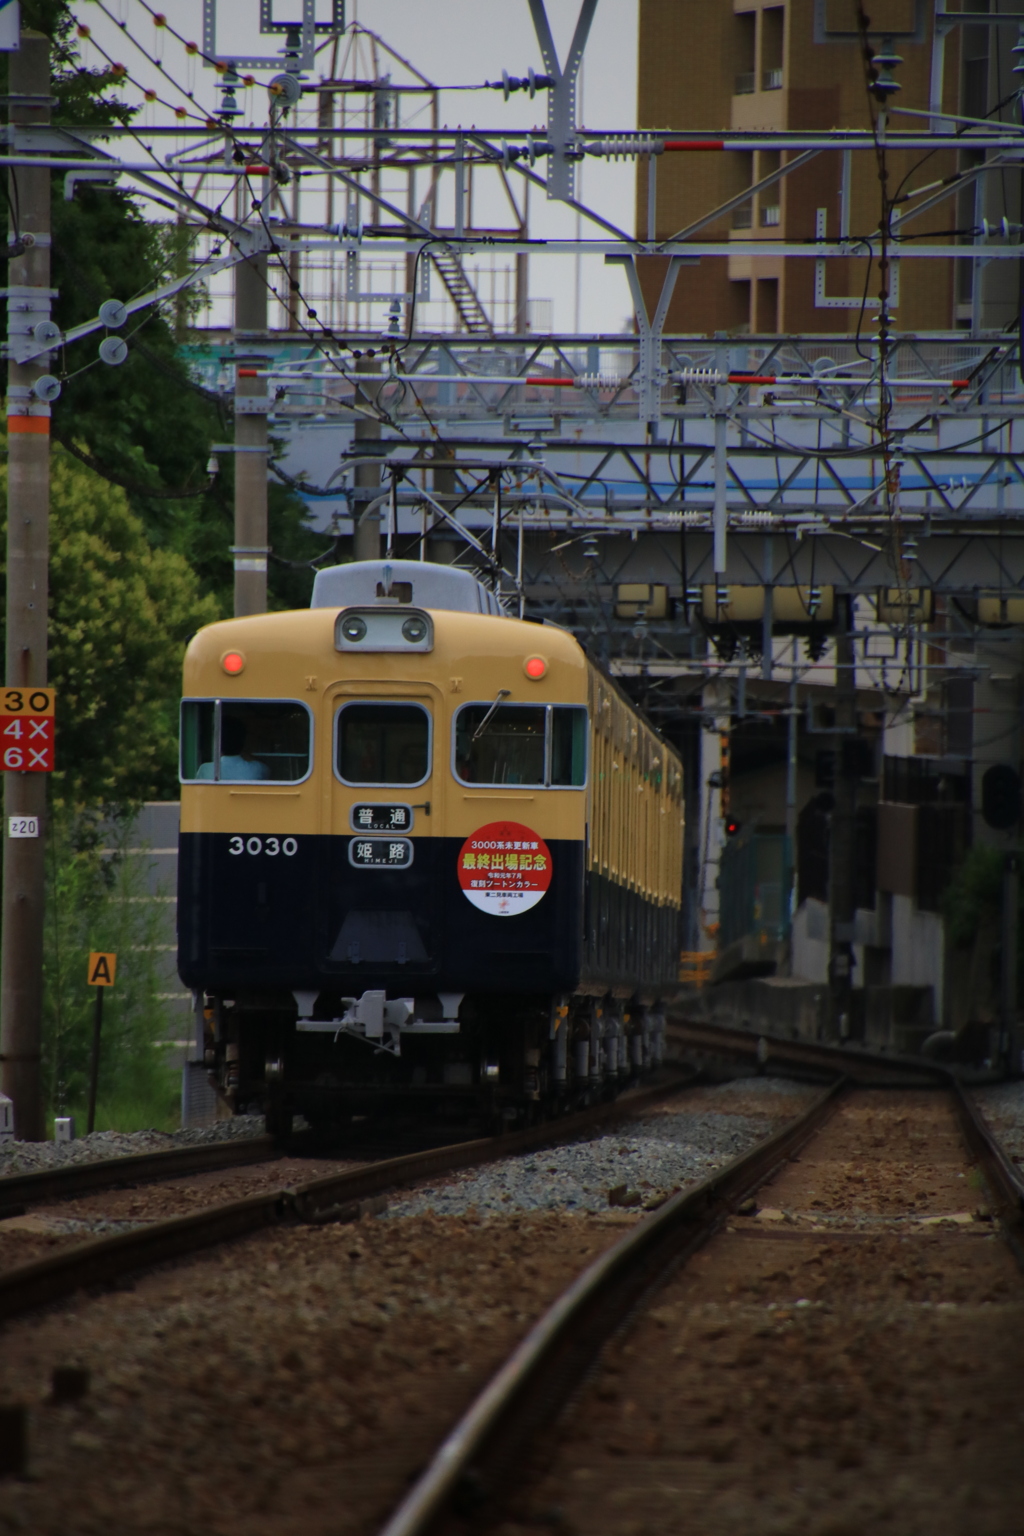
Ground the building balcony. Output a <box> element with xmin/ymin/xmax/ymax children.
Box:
<box><xmin>732</xmin><ymin>206</ymin><xmax>753</xmax><ymax>230</ymax></box>
<box><xmin>760</xmin><ymin>204</ymin><xmax>781</xmax><ymax>227</ymax></box>
<box><xmin>762</xmin><ymin>67</ymin><xmax>784</xmax><ymax>91</ymax></box>
<box><xmin>734</xmin><ymin>70</ymin><xmax>756</xmax><ymax>95</ymax></box>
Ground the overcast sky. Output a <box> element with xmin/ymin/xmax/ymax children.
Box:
<box><xmin>73</xmin><ymin>1</ymin><xmax>640</xmax><ymax>332</ymax></box>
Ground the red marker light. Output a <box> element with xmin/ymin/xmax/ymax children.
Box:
<box><xmin>221</xmin><ymin>651</ymin><xmax>245</xmax><ymax>676</ymax></box>
<box><xmin>524</xmin><ymin>655</ymin><xmax>547</xmax><ymax>680</ymax></box>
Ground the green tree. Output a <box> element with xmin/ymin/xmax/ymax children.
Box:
<box><xmin>943</xmin><ymin>843</ymin><xmax>1006</xmax><ymax>948</ymax></box>
<box><xmin>0</xmin><ymin>443</ymin><xmax>221</xmax><ymax>804</ymax></box>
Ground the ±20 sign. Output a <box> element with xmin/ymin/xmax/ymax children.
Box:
<box><xmin>0</xmin><ymin>687</ymin><xmax>55</xmax><ymax>773</ymax></box>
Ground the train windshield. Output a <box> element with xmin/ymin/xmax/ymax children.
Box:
<box><xmin>337</xmin><ymin>702</ymin><xmax>431</xmax><ymax>786</ymax></box>
<box><xmin>454</xmin><ymin>704</ymin><xmax>587</xmax><ymax>787</ymax></box>
<box><xmin>180</xmin><ymin>700</ymin><xmax>311</xmax><ymax>783</ymax></box>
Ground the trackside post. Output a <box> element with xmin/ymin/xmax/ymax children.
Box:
<box><xmin>0</xmin><ymin>29</ymin><xmax>51</xmax><ymax>1142</ymax></box>
<box><xmin>86</xmin><ymin>953</ymin><xmax>116</xmax><ymax>1135</ymax></box>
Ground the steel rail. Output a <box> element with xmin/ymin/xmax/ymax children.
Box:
<box><xmin>0</xmin><ymin>1134</ymin><xmax>277</xmax><ymax>1218</ymax></box>
<box><xmin>375</xmin><ymin>1073</ymin><xmax>1024</xmax><ymax>1536</ymax></box>
<box><xmin>666</xmin><ymin>1016</ymin><xmax>949</xmax><ymax>1085</ymax></box>
<box><xmin>949</xmin><ymin>1079</ymin><xmax>1024</xmax><ymax>1269</ymax></box>
<box><xmin>375</xmin><ymin>1077</ymin><xmax>845</xmax><ymax>1536</ymax></box>
<box><xmin>0</xmin><ymin>1073</ymin><xmax>694</xmax><ymax>1326</ymax></box>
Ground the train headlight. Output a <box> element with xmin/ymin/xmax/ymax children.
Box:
<box><xmin>335</xmin><ymin>607</ymin><xmax>433</xmax><ymax>652</ymax></box>
<box><xmin>524</xmin><ymin>655</ymin><xmax>547</xmax><ymax>680</ymax></box>
<box><xmin>341</xmin><ymin>614</ymin><xmax>368</xmax><ymax>643</ymax></box>
<box><xmin>401</xmin><ymin>615</ymin><xmax>428</xmax><ymax>644</ymax></box>
<box><xmin>221</xmin><ymin>650</ymin><xmax>245</xmax><ymax>675</ymax></box>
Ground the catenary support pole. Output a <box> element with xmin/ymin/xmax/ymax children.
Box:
<box><xmin>785</xmin><ymin>670</ymin><xmax>798</xmax><ymax>939</ymax></box>
<box><xmin>353</xmin><ymin>356</ymin><xmax>382</xmax><ymax>562</ymax></box>
<box><xmin>828</xmin><ymin>598</ymin><xmax>857</xmax><ymax>1039</ymax></box>
<box><xmin>1002</xmin><ymin>850</ymin><xmax>1019</xmax><ymax>1070</ymax></box>
<box><xmin>713</xmin><ymin>393</ymin><xmax>727</xmax><ymax>574</ymax></box>
<box><xmin>0</xmin><ymin>32</ymin><xmax>51</xmax><ymax>1141</ymax></box>
<box><xmin>233</xmin><ymin>248</ymin><xmax>268</xmax><ymax>616</ymax></box>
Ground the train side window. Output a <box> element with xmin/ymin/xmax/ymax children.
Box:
<box><xmin>455</xmin><ymin>704</ymin><xmax>546</xmax><ymax>786</ymax></box>
<box><xmin>180</xmin><ymin>700</ymin><xmax>312</xmax><ymax>783</ymax></box>
<box><xmin>454</xmin><ymin>704</ymin><xmax>588</xmax><ymax>787</ymax></box>
<box><xmin>550</xmin><ymin>707</ymin><xmax>588</xmax><ymax>786</ymax></box>
<box><xmin>180</xmin><ymin>701</ymin><xmax>215</xmax><ymax>781</ymax></box>
<box><xmin>337</xmin><ymin>702</ymin><xmax>431</xmax><ymax>786</ymax></box>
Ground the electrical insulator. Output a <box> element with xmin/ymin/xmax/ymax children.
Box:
<box><xmin>677</xmin><ymin>366</ymin><xmax>726</xmax><ymax>386</ymax></box>
<box><xmin>982</xmin><ymin>217</ymin><xmax>1023</xmax><ymax>241</ymax></box>
<box><xmin>870</xmin><ymin>39</ymin><xmax>902</xmax><ymax>100</ymax></box>
<box><xmin>282</xmin><ymin>26</ymin><xmax>302</xmax><ymax>73</ymax></box>
<box><xmin>99</xmin><ymin>335</ymin><xmax>128</xmax><ymax>366</ymax></box>
<box><xmin>495</xmin><ymin>68</ymin><xmax>552</xmax><ymax>98</ymax></box>
<box><xmin>574</xmin><ymin>373</ymin><xmax>624</xmax><ymax>390</ymax></box>
<box><xmin>1013</xmin><ymin>25</ymin><xmax>1024</xmax><ymax>75</ymax></box>
<box><xmin>219</xmin><ymin>63</ymin><xmax>241</xmax><ymax>119</ymax></box>
<box><xmin>583</xmin><ymin>136</ymin><xmax>663</xmax><ymax>159</ymax></box>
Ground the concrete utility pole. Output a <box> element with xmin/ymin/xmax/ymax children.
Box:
<box><xmin>784</xmin><ymin>671</ymin><xmax>798</xmax><ymax>965</ymax></box>
<box><xmin>1</xmin><ymin>32</ymin><xmax>51</xmax><ymax>1140</ymax></box>
<box><xmin>233</xmin><ymin>249</ymin><xmax>269</xmax><ymax>616</ymax></box>
<box><xmin>352</xmin><ymin>357</ymin><xmax>382</xmax><ymax>562</ymax></box>
<box><xmin>1002</xmin><ymin>851</ymin><xmax>1020</xmax><ymax>1071</ymax></box>
<box><xmin>828</xmin><ymin>597</ymin><xmax>857</xmax><ymax>1039</ymax></box>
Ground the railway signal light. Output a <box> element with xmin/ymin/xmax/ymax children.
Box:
<box><xmin>724</xmin><ymin>816</ymin><xmax>741</xmax><ymax>837</ymax></box>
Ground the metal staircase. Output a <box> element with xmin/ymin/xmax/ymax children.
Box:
<box><xmin>430</xmin><ymin>245</ymin><xmax>493</xmax><ymax>335</ymax></box>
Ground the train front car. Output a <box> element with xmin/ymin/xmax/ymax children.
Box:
<box><xmin>178</xmin><ymin>560</ymin><xmax>682</xmax><ymax>1132</ymax></box>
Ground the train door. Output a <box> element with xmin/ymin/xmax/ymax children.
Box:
<box><xmin>321</xmin><ymin>680</ymin><xmax>444</xmax><ymax>988</ymax></box>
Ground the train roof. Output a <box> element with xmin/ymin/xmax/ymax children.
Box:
<box><xmin>310</xmin><ymin>559</ymin><xmax>505</xmax><ymax>615</ymax></box>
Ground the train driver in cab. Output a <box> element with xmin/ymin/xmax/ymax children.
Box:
<box><xmin>196</xmin><ymin>714</ymin><xmax>270</xmax><ymax>782</ymax></box>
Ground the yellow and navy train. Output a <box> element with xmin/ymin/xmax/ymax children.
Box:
<box><xmin>177</xmin><ymin>560</ymin><xmax>684</xmax><ymax>1131</ymax></box>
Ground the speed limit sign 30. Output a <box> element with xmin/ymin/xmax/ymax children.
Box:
<box><xmin>1</xmin><ymin>688</ymin><xmax>55</xmax><ymax>773</ymax></box>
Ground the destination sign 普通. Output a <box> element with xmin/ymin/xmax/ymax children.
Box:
<box><xmin>350</xmin><ymin>803</ymin><xmax>413</xmax><ymax>833</ymax></box>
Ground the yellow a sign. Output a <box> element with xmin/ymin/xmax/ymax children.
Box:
<box><xmin>87</xmin><ymin>952</ymin><xmax>117</xmax><ymax>987</ymax></box>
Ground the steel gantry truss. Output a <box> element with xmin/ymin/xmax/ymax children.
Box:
<box><xmin>9</xmin><ymin>0</ymin><xmax>1024</xmax><ymax>670</ymax></box>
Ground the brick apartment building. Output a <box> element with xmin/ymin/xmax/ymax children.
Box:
<box><xmin>636</xmin><ymin>0</ymin><xmax>1018</xmax><ymax>335</ymax></box>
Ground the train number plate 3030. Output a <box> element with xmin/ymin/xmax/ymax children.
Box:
<box><xmin>349</xmin><ymin>837</ymin><xmax>414</xmax><ymax>869</ymax></box>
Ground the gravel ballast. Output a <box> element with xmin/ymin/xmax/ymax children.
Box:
<box><xmin>0</xmin><ymin>1074</ymin><xmax>818</xmax><ymax>1536</ymax></box>
<box><xmin>0</xmin><ymin>1116</ymin><xmax>265</xmax><ymax>1177</ymax></box>
<box><xmin>388</xmin><ymin>1076</ymin><xmax>817</xmax><ymax>1219</ymax></box>
<box><xmin>975</xmin><ymin>1079</ymin><xmax>1024</xmax><ymax>1164</ymax></box>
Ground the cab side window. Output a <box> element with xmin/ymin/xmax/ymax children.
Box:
<box><xmin>180</xmin><ymin>700</ymin><xmax>312</xmax><ymax>783</ymax></box>
<box><xmin>456</xmin><ymin>704</ymin><xmax>546</xmax><ymax>786</ymax></box>
<box><xmin>337</xmin><ymin>702</ymin><xmax>431</xmax><ymax>786</ymax></box>
<box><xmin>454</xmin><ymin>704</ymin><xmax>587</xmax><ymax>787</ymax></box>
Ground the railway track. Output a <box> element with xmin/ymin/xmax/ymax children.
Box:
<box><xmin>378</xmin><ymin>1074</ymin><xmax>1024</xmax><ymax>1536</ymax></box>
<box><xmin>0</xmin><ymin>1019</ymin><xmax>936</xmax><ymax>1224</ymax></box>
<box><xmin>666</xmin><ymin>1014</ymin><xmax>952</xmax><ymax>1085</ymax></box>
<box><xmin>0</xmin><ymin>1132</ymin><xmax>278</xmax><ymax>1218</ymax></box>
<box><xmin>0</xmin><ymin>1072</ymin><xmax>694</xmax><ymax>1325</ymax></box>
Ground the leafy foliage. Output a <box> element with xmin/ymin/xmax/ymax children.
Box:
<box><xmin>44</xmin><ymin>807</ymin><xmax>179</xmax><ymax>1132</ymax></box>
<box><xmin>942</xmin><ymin>843</ymin><xmax>1007</xmax><ymax>948</ymax></box>
<box><xmin>0</xmin><ymin>443</ymin><xmax>221</xmax><ymax>803</ymax></box>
